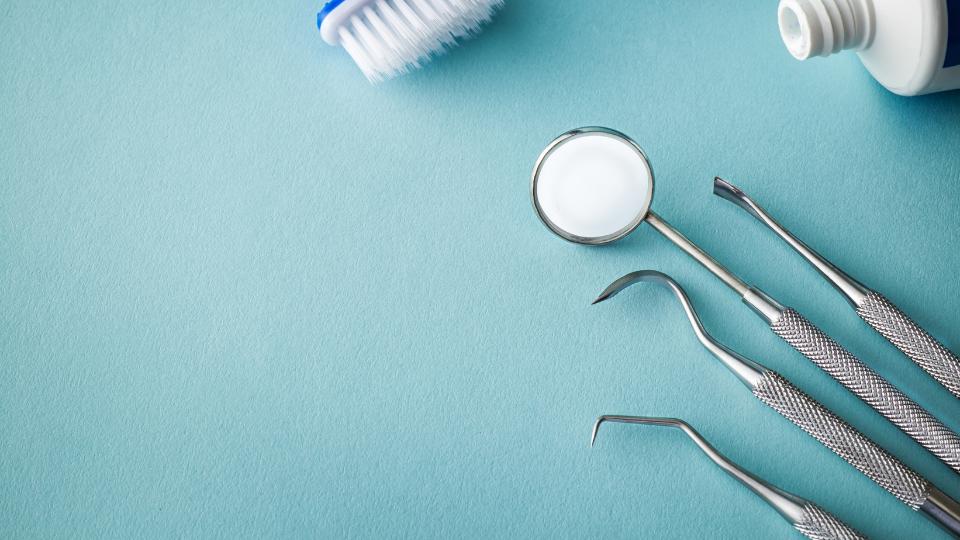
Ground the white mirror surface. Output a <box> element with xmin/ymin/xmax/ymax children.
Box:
<box><xmin>533</xmin><ymin>131</ymin><xmax>653</xmax><ymax>243</ymax></box>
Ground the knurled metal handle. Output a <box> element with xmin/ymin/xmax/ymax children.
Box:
<box><xmin>771</xmin><ymin>308</ymin><xmax>960</xmax><ymax>476</ymax></box>
<box><xmin>753</xmin><ymin>371</ymin><xmax>929</xmax><ymax>509</ymax></box>
<box><xmin>795</xmin><ymin>503</ymin><xmax>866</xmax><ymax>540</ymax></box>
<box><xmin>857</xmin><ymin>291</ymin><xmax>960</xmax><ymax>400</ymax></box>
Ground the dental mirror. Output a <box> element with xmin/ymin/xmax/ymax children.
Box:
<box><xmin>531</xmin><ymin>127</ymin><xmax>653</xmax><ymax>245</ymax></box>
<box><xmin>530</xmin><ymin>126</ymin><xmax>749</xmax><ymax>296</ymax></box>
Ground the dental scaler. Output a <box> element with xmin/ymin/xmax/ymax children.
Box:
<box><xmin>592</xmin><ymin>271</ymin><xmax>960</xmax><ymax>537</ymax></box>
<box><xmin>592</xmin><ymin>415</ymin><xmax>866</xmax><ymax>540</ymax></box>
<box><xmin>530</xmin><ymin>127</ymin><xmax>960</xmax><ymax>476</ymax></box>
<box><xmin>714</xmin><ymin>178</ymin><xmax>960</xmax><ymax>401</ymax></box>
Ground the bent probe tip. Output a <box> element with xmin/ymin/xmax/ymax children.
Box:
<box><xmin>593</xmin><ymin>271</ymin><xmax>658</xmax><ymax>305</ymax></box>
<box><xmin>590</xmin><ymin>415</ymin><xmax>610</xmax><ymax>447</ymax></box>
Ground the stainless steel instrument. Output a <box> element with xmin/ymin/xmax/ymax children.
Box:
<box><xmin>713</xmin><ymin>177</ymin><xmax>960</xmax><ymax>400</ymax></box>
<box><xmin>530</xmin><ymin>127</ymin><xmax>960</xmax><ymax>477</ymax></box>
<box><xmin>592</xmin><ymin>270</ymin><xmax>960</xmax><ymax>537</ymax></box>
<box><xmin>591</xmin><ymin>415</ymin><xmax>866</xmax><ymax>540</ymax></box>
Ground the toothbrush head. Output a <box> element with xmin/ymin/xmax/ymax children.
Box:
<box><xmin>318</xmin><ymin>0</ymin><xmax>504</xmax><ymax>82</ymax></box>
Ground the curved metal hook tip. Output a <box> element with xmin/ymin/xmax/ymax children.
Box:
<box><xmin>591</xmin><ymin>270</ymin><xmax>767</xmax><ymax>388</ymax></box>
<box><xmin>592</xmin><ymin>270</ymin><xmax>679</xmax><ymax>305</ymax></box>
<box><xmin>591</xmin><ymin>415</ymin><xmax>690</xmax><ymax>447</ymax></box>
<box><xmin>590</xmin><ymin>413</ymin><xmax>811</xmax><ymax>525</ymax></box>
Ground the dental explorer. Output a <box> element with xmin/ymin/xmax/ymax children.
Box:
<box><xmin>713</xmin><ymin>177</ymin><xmax>960</xmax><ymax>400</ymax></box>
<box><xmin>592</xmin><ymin>270</ymin><xmax>960</xmax><ymax>537</ymax></box>
<box><xmin>530</xmin><ymin>127</ymin><xmax>960</xmax><ymax>476</ymax></box>
<box><xmin>591</xmin><ymin>415</ymin><xmax>866</xmax><ymax>540</ymax></box>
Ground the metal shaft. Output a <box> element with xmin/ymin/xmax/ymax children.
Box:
<box><xmin>592</xmin><ymin>416</ymin><xmax>866</xmax><ymax>539</ymax></box>
<box><xmin>591</xmin><ymin>416</ymin><xmax>809</xmax><ymax>526</ymax></box>
<box><xmin>712</xmin><ymin>178</ymin><xmax>868</xmax><ymax>305</ymax></box>
<box><xmin>594</xmin><ymin>271</ymin><xmax>960</xmax><ymax>537</ymax></box>
<box><xmin>645</xmin><ymin>211</ymin><xmax>749</xmax><ymax>296</ymax></box>
<box><xmin>924</xmin><ymin>487</ymin><xmax>960</xmax><ymax>538</ymax></box>
<box><xmin>640</xmin><ymin>210</ymin><xmax>960</xmax><ymax>477</ymax></box>
<box><xmin>714</xmin><ymin>177</ymin><xmax>960</xmax><ymax>400</ymax></box>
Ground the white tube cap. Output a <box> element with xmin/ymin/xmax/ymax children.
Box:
<box><xmin>778</xmin><ymin>0</ymin><xmax>871</xmax><ymax>60</ymax></box>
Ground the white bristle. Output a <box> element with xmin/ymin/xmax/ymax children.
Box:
<box><xmin>328</xmin><ymin>0</ymin><xmax>504</xmax><ymax>82</ymax></box>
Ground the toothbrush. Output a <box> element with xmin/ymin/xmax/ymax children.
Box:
<box><xmin>317</xmin><ymin>0</ymin><xmax>504</xmax><ymax>82</ymax></box>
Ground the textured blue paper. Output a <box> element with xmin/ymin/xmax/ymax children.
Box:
<box><xmin>3</xmin><ymin>1</ymin><xmax>960</xmax><ymax>538</ymax></box>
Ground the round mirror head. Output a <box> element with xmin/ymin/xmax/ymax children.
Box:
<box><xmin>531</xmin><ymin>127</ymin><xmax>654</xmax><ymax>245</ymax></box>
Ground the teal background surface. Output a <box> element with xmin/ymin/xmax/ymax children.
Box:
<box><xmin>3</xmin><ymin>1</ymin><xmax>960</xmax><ymax>538</ymax></box>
